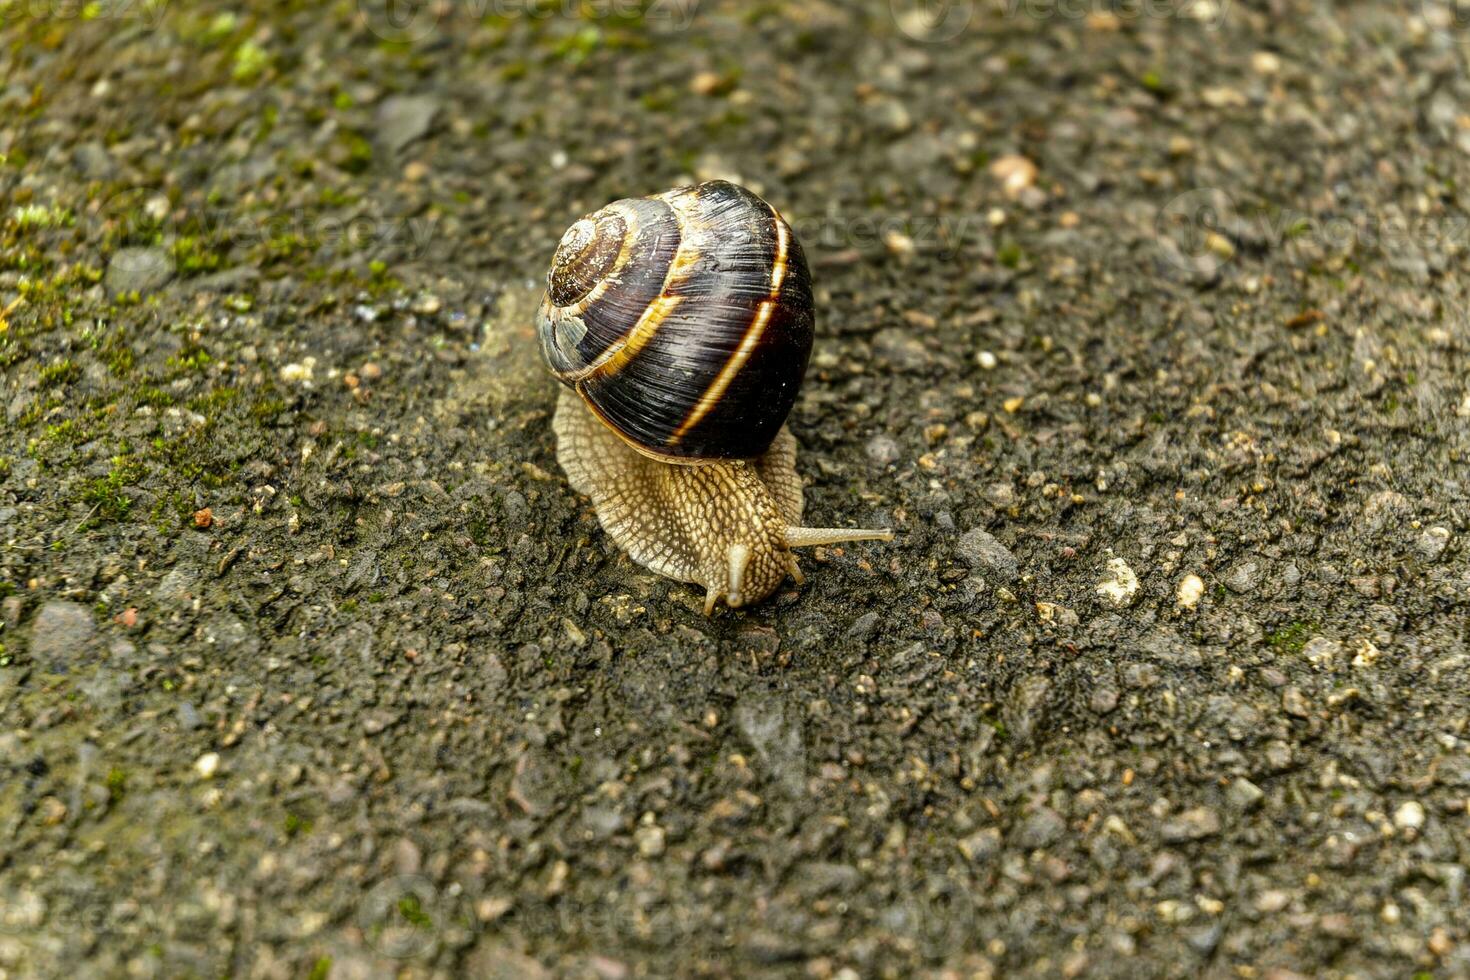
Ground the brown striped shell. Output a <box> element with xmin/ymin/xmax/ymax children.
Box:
<box><xmin>536</xmin><ymin>181</ymin><xmax>814</xmax><ymax>462</ymax></box>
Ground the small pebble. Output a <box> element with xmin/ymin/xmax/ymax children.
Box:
<box><xmin>882</xmin><ymin>229</ymin><xmax>915</xmax><ymax>257</ymax></box>
<box><xmin>1302</xmin><ymin>637</ymin><xmax>1341</xmax><ymax>669</ymax></box>
<box><xmin>1417</xmin><ymin>526</ymin><xmax>1450</xmax><ymax>560</ymax></box>
<box><xmin>1225</xmin><ymin>560</ymin><xmax>1260</xmax><ymax>594</ymax></box>
<box><xmin>1176</xmin><ymin>574</ymin><xmax>1205</xmax><ymax>609</ymax></box>
<box><xmin>105</xmin><ymin>247</ymin><xmax>173</xmax><ymax>297</ymax></box>
<box><xmin>1393</xmin><ymin>800</ymin><xmax>1425</xmax><ymax>831</ymax></box>
<box><xmin>635</xmin><ymin>824</ymin><xmax>666</xmax><ymax>857</ymax></box>
<box><xmin>280</xmin><ymin>357</ymin><xmax>317</xmax><ymax>384</ymax></box>
<box><xmin>956</xmin><ymin>528</ymin><xmax>1019</xmax><ymax>582</ymax></box>
<box><xmin>195</xmin><ymin>752</ymin><xmax>221</xmax><ymax>779</ymax></box>
<box><xmin>865</xmin><ymin>434</ymin><xmax>901</xmax><ymax>466</ymax></box>
<box><xmin>376</xmin><ymin>93</ymin><xmax>441</xmax><ymax>154</ymax></box>
<box><xmin>989</xmin><ymin>154</ymin><xmax>1038</xmax><ymax>196</ymax></box>
<box><xmin>1227</xmin><ymin>777</ymin><xmax>1265</xmax><ymax>811</ymax></box>
<box><xmin>1096</xmin><ymin>555</ymin><xmax>1139</xmax><ymax>608</ymax></box>
<box><xmin>1161</xmin><ymin>806</ymin><xmax>1221</xmax><ymax>841</ymax></box>
<box><xmin>1256</xmin><ymin>890</ymin><xmax>1291</xmax><ymax>913</ymax></box>
<box><xmin>689</xmin><ymin>71</ymin><xmax>729</xmax><ymax>96</ymax></box>
<box><xmin>1015</xmin><ymin>807</ymin><xmax>1066</xmax><ymax>849</ymax></box>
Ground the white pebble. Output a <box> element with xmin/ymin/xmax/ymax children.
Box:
<box><xmin>1351</xmin><ymin>639</ymin><xmax>1382</xmax><ymax>669</ymax></box>
<box><xmin>194</xmin><ymin>752</ymin><xmax>221</xmax><ymax>779</ymax></box>
<box><xmin>1393</xmin><ymin>800</ymin><xmax>1425</xmax><ymax>831</ymax></box>
<box><xmin>882</xmin><ymin>230</ymin><xmax>915</xmax><ymax>257</ymax></box>
<box><xmin>989</xmin><ymin>154</ymin><xmax>1038</xmax><ymax>196</ymax></box>
<box><xmin>976</xmin><ymin>350</ymin><xmax>998</xmax><ymax>370</ymax></box>
<box><xmin>280</xmin><ymin>357</ymin><xmax>317</xmax><ymax>384</ymax></box>
<box><xmin>1176</xmin><ymin>574</ymin><xmax>1205</xmax><ymax>609</ymax></box>
<box><xmin>1096</xmin><ymin>554</ymin><xmax>1139</xmax><ymax>607</ymax></box>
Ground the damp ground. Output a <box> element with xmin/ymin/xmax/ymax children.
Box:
<box><xmin>1</xmin><ymin>2</ymin><xmax>1468</xmax><ymax>978</ymax></box>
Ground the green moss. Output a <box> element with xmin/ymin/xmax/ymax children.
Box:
<box><xmin>166</xmin><ymin>347</ymin><xmax>212</xmax><ymax>375</ymax></box>
<box><xmin>396</xmin><ymin>894</ymin><xmax>432</xmax><ymax>929</ymax></box>
<box><xmin>189</xmin><ymin>386</ymin><xmax>240</xmax><ymax>416</ymax></box>
<box><xmin>170</xmin><ymin>236</ymin><xmax>223</xmax><ymax>275</ymax></box>
<box><xmin>552</xmin><ymin>25</ymin><xmax>603</xmax><ymax>63</ymax></box>
<box><xmin>249</xmin><ymin>396</ymin><xmax>289</xmax><ymax>423</ymax></box>
<box><xmin>10</xmin><ymin>204</ymin><xmax>73</xmax><ymax>231</ymax></box>
<box><xmin>201</xmin><ymin>11</ymin><xmax>239</xmax><ymax>45</ymax></box>
<box><xmin>1267</xmin><ymin>620</ymin><xmax>1318</xmax><ymax>655</ymax></box>
<box><xmin>232</xmin><ymin>40</ymin><xmax>271</xmax><ymax>83</ymax></box>
<box><xmin>39</xmin><ymin>417</ymin><xmax>92</xmax><ymax>450</ymax></box>
<box><xmin>137</xmin><ymin>386</ymin><xmax>175</xmax><ymax>408</ymax></box>
<box><xmin>317</xmin><ymin>185</ymin><xmax>354</xmax><ymax>208</ymax></box>
<box><xmin>106</xmin><ymin>767</ymin><xmax>127</xmax><ymax>799</ymax></box>
<box><xmin>335</xmin><ymin>131</ymin><xmax>374</xmax><ymax>174</ymax></box>
<box><xmin>997</xmin><ymin>243</ymin><xmax>1023</xmax><ymax>269</ymax></box>
<box><xmin>38</xmin><ymin>359</ymin><xmax>81</xmax><ymax>386</ymax></box>
<box><xmin>150</xmin><ymin>489</ymin><xmax>195</xmax><ymax>532</ymax></box>
<box><xmin>307</xmin><ymin>957</ymin><xmax>332</xmax><ymax>980</ymax></box>
<box><xmin>81</xmin><ymin>455</ymin><xmax>144</xmax><ymax>524</ymax></box>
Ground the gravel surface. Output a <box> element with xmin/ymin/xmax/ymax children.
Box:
<box><xmin>2</xmin><ymin>1</ymin><xmax>1468</xmax><ymax>978</ymax></box>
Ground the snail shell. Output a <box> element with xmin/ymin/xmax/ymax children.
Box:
<box><xmin>536</xmin><ymin>180</ymin><xmax>813</xmax><ymax>461</ymax></box>
<box><xmin>538</xmin><ymin>181</ymin><xmax>893</xmax><ymax>613</ymax></box>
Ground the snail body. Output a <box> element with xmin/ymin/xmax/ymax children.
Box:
<box><xmin>538</xmin><ymin>181</ymin><xmax>892</xmax><ymax>613</ymax></box>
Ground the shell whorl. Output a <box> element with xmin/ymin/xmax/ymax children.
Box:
<box><xmin>536</xmin><ymin>180</ymin><xmax>814</xmax><ymax>462</ymax></box>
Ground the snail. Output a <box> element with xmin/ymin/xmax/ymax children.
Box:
<box><xmin>537</xmin><ymin>180</ymin><xmax>893</xmax><ymax>614</ymax></box>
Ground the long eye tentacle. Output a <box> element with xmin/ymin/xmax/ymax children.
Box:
<box><xmin>784</xmin><ymin>526</ymin><xmax>895</xmax><ymax>549</ymax></box>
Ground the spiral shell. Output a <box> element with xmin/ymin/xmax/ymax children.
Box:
<box><xmin>536</xmin><ymin>180</ymin><xmax>814</xmax><ymax>461</ymax></box>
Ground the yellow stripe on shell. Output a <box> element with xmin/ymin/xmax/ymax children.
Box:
<box><xmin>587</xmin><ymin>292</ymin><xmax>684</xmax><ymax>379</ymax></box>
<box><xmin>668</xmin><ymin>205</ymin><xmax>790</xmax><ymax>446</ymax></box>
<box><xmin>555</xmin><ymin>201</ymin><xmax>700</xmax><ymax>383</ymax></box>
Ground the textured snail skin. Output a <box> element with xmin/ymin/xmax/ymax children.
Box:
<box><xmin>554</xmin><ymin>388</ymin><xmax>800</xmax><ymax>611</ymax></box>
<box><xmin>541</xmin><ymin>182</ymin><xmax>892</xmax><ymax>613</ymax></box>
